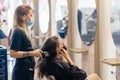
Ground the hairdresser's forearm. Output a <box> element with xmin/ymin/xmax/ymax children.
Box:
<box><xmin>10</xmin><ymin>50</ymin><xmax>40</xmax><ymax>58</ymax></box>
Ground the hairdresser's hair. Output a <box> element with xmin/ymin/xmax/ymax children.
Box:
<box><xmin>12</xmin><ymin>5</ymin><xmax>35</xmax><ymax>48</ymax></box>
<box><xmin>13</xmin><ymin>5</ymin><xmax>32</xmax><ymax>28</ymax></box>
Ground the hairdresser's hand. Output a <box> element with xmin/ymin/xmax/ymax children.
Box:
<box><xmin>32</xmin><ymin>49</ymin><xmax>42</xmax><ymax>58</ymax></box>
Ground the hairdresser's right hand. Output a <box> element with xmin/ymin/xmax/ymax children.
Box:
<box><xmin>32</xmin><ymin>49</ymin><xmax>42</xmax><ymax>58</ymax></box>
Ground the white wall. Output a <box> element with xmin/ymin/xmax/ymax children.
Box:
<box><xmin>99</xmin><ymin>0</ymin><xmax>116</xmax><ymax>80</ymax></box>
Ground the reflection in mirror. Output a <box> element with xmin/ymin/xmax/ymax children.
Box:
<box><xmin>110</xmin><ymin>0</ymin><xmax>120</xmax><ymax>51</ymax></box>
<box><xmin>77</xmin><ymin>0</ymin><xmax>96</xmax><ymax>46</ymax></box>
<box><xmin>55</xmin><ymin>0</ymin><xmax>68</xmax><ymax>39</ymax></box>
<box><xmin>0</xmin><ymin>0</ymin><xmax>9</xmax><ymax>38</ymax></box>
<box><xmin>39</xmin><ymin>0</ymin><xmax>49</xmax><ymax>34</ymax></box>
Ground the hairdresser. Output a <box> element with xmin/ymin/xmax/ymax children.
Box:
<box><xmin>9</xmin><ymin>5</ymin><xmax>42</xmax><ymax>80</ymax></box>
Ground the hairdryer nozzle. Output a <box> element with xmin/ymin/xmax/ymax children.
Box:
<box><xmin>42</xmin><ymin>51</ymin><xmax>50</xmax><ymax>58</ymax></box>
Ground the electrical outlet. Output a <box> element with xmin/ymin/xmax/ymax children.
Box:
<box><xmin>110</xmin><ymin>70</ymin><xmax>116</xmax><ymax>80</ymax></box>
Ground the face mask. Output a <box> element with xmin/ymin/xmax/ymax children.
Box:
<box><xmin>27</xmin><ymin>19</ymin><xmax>33</xmax><ymax>26</ymax></box>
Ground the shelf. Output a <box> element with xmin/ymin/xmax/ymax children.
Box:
<box><xmin>69</xmin><ymin>48</ymin><xmax>88</xmax><ymax>53</ymax></box>
<box><xmin>101</xmin><ymin>58</ymin><xmax>120</xmax><ymax>66</ymax></box>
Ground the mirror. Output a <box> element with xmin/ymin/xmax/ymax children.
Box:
<box><xmin>0</xmin><ymin>0</ymin><xmax>9</xmax><ymax>38</ymax></box>
<box><xmin>39</xmin><ymin>0</ymin><xmax>49</xmax><ymax>34</ymax></box>
<box><xmin>110</xmin><ymin>0</ymin><xmax>120</xmax><ymax>51</ymax></box>
<box><xmin>55</xmin><ymin>0</ymin><xmax>68</xmax><ymax>39</ymax></box>
<box><xmin>77</xmin><ymin>0</ymin><xmax>97</xmax><ymax>46</ymax></box>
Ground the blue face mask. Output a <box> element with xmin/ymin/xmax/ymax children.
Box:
<box><xmin>27</xmin><ymin>20</ymin><xmax>33</xmax><ymax>26</ymax></box>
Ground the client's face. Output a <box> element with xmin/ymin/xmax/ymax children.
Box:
<box><xmin>56</xmin><ymin>38</ymin><xmax>63</xmax><ymax>52</ymax></box>
<box><xmin>56</xmin><ymin>38</ymin><xmax>64</xmax><ymax>58</ymax></box>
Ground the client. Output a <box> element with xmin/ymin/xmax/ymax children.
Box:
<box><xmin>37</xmin><ymin>36</ymin><xmax>100</xmax><ymax>80</ymax></box>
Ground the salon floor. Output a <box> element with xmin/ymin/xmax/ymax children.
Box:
<box><xmin>7</xmin><ymin>54</ymin><xmax>15</xmax><ymax>80</ymax></box>
<box><xmin>8</xmin><ymin>66</ymin><xmax>12</xmax><ymax>80</ymax></box>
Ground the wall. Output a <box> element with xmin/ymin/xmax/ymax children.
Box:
<box><xmin>99</xmin><ymin>0</ymin><xmax>116</xmax><ymax>80</ymax></box>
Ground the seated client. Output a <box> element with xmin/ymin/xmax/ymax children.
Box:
<box><xmin>37</xmin><ymin>36</ymin><xmax>100</xmax><ymax>80</ymax></box>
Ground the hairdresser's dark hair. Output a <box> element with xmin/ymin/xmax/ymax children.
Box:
<box><xmin>37</xmin><ymin>36</ymin><xmax>59</xmax><ymax>78</ymax></box>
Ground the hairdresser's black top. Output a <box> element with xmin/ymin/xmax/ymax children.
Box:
<box><xmin>45</xmin><ymin>58</ymin><xmax>87</xmax><ymax>80</ymax></box>
<box><xmin>10</xmin><ymin>28</ymin><xmax>35</xmax><ymax>80</ymax></box>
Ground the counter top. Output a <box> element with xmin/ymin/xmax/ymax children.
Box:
<box><xmin>69</xmin><ymin>48</ymin><xmax>88</xmax><ymax>53</ymax></box>
<box><xmin>101</xmin><ymin>58</ymin><xmax>120</xmax><ymax>66</ymax></box>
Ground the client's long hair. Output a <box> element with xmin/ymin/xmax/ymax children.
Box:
<box><xmin>37</xmin><ymin>36</ymin><xmax>59</xmax><ymax>79</ymax></box>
